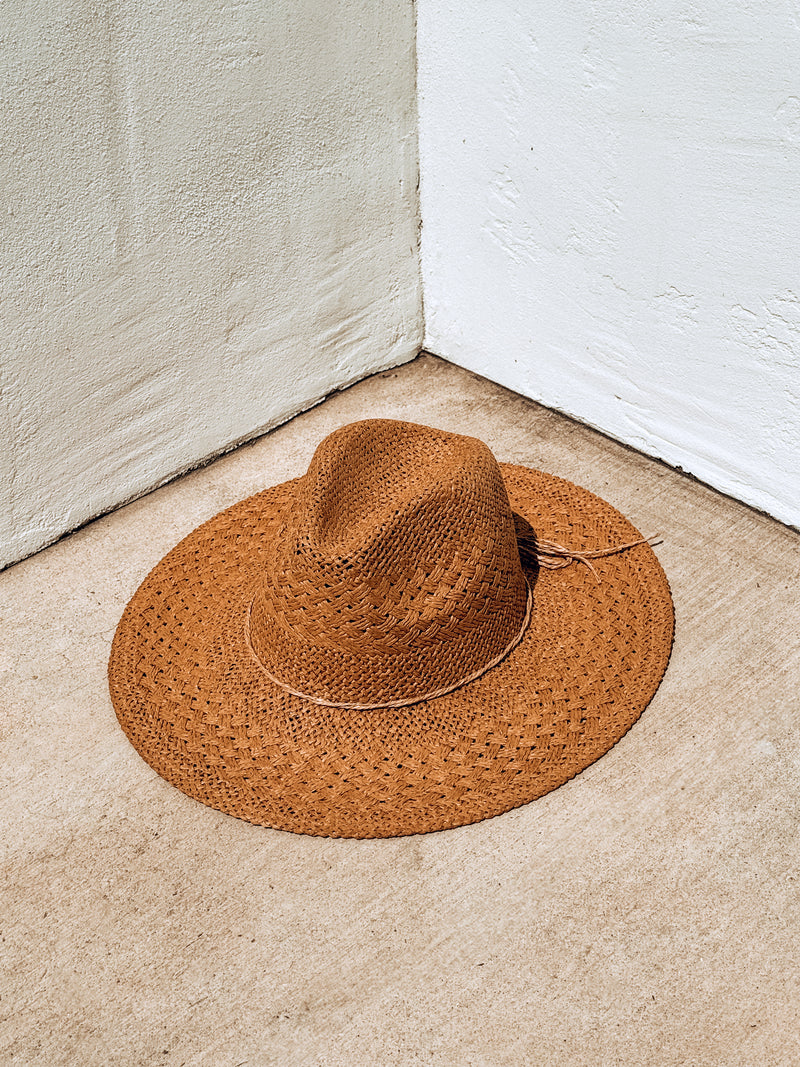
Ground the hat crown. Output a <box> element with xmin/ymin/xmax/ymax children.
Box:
<box><xmin>248</xmin><ymin>419</ymin><xmax>528</xmax><ymax>706</ymax></box>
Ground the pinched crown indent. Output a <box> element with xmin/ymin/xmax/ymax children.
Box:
<box><xmin>247</xmin><ymin>420</ymin><xmax>529</xmax><ymax>707</ymax></box>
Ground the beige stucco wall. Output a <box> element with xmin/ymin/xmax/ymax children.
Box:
<box><xmin>1</xmin><ymin>0</ymin><xmax>421</xmax><ymax>569</ymax></box>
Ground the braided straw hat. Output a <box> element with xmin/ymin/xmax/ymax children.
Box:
<box><xmin>109</xmin><ymin>419</ymin><xmax>673</xmax><ymax>838</ymax></box>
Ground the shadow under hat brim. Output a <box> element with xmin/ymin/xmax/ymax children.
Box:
<box><xmin>108</xmin><ymin>464</ymin><xmax>674</xmax><ymax>838</ymax></box>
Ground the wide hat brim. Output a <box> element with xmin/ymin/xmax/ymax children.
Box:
<box><xmin>108</xmin><ymin>463</ymin><xmax>674</xmax><ymax>838</ymax></box>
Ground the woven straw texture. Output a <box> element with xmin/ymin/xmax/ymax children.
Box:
<box><xmin>109</xmin><ymin>420</ymin><xmax>674</xmax><ymax>838</ymax></box>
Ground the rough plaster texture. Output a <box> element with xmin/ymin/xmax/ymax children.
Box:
<box><xmin>1</xmin><ymin>0</ymin><xmax>421</xmax><ymax>569</ymax></box>
<box><xmin>3</xmin><ymin>356</ymin><xmax>800</xmax><ymax>1065</ymax></box>
<box><xmin>418</xmin><ymin>0</ymin><xmax>800</xmax><ymax>528</ymax></box>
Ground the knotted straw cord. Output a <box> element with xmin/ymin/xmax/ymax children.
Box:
<box><xmin>518</xmin><ymin>534</ymin><xmax>661</xmax><ymax>582</ymax></box>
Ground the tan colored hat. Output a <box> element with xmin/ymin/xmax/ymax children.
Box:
<box><xmin>109</xmin><ymin>419</ymin><xmax>673</xmax><ymax>838</ymax></box>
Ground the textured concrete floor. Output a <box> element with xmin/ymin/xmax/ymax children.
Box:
<box><xmin>3</xmin><ymin>354</ymin><xmax>800</xmax><ymax>1066</ymax></box>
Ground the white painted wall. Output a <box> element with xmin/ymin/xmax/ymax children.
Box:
<box><xmin>418</xmin><ymin>0</ymin><xmax>800</xmax><ymax>528</ymax></box>
<box><xmin>1</xmin><ymin>0</ymin><xmax>420</xmax><ymax>568</ymax></box>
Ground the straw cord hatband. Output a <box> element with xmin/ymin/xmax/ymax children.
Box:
<box><xmin>244</xmin><ymin>583</ymin><xmax>534</xmax><ymax>710</ymax></box>
<box><xmin>244</xmin><ymin>532</ymin><xmax>658</xmax><ymax>708</ymax></box>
